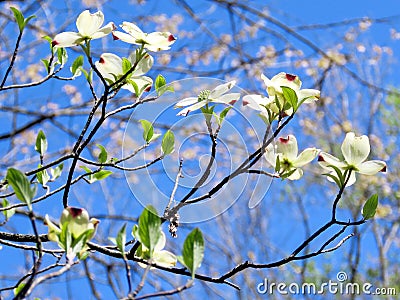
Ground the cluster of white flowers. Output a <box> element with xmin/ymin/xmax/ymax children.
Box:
<box><xmin>52</xmin><ymin>10</ymin><xmax>176</xmax><ymax>97</ymax></box>
<box><xmin>174</xmin><ymin>75</ymin><xmax>386</xmax><ymax>184</ymax></box>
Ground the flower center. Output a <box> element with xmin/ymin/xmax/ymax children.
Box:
<box><xmin>198</xmin><ymin>90</ymin><xmax>211</xmax><ymax>102</ymax></box>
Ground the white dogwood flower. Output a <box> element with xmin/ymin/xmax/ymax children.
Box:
<box><xmin>113</xmin><ymin>22</ymin><xmax>176</xmax><ymax>52</ymax></box>
<box><xmin>52</xmin><ymin>10</ymin><xmax>114</xmax><ymax>48</ymax></box>
<box><xmin>175</xmin><ymin>81</ymin><xmax>240</xmax><ymax>116</ymax></box>
<box><xmin>95</xmin><ymin>52</ymin><xmax>153</xmax><ymax>97</ymax></box>
<box><xmin>318</xmin><ymin>132</ymin><xmax>387</xmax><ymax>186</ymax></box>
<box><xmin>265</xmin><ymin>134</ymin><xmax>319</xmax><ymax>180</ymax></box>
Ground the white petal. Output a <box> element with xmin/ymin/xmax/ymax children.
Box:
<box><xmin>287</xmin><ymin>168</ymin><xmax>303</xmax><ymax>180</ymax></box>
<box><xmin>318</xmin><ymin>152</ymin><xmax>347</xmax><ymax>170</ymax></box>
<box><xmin>209</xmin><ymin>81</ymin><xmax>236</xmax><ymax>98</ymax></box>
<box><xmin>242</xmin><ymin>94</ymin><xmax>268</xmax><ymax>111</ymax></box>
<box><xmin>293</xmin><ymin>148</ymin><xmax>319</xmax><ymax>167</ymax></box>
<box><xmin>264</xmin><ymin>144</ymin><xmax>276</xmax><ymax>167</ymax></box>
<box><xmin>341</xmin><ymin>132</ymin><xmax>370</xmax><ymax>165</ymax></box>
<box><xmin>260</xmin><ymin>73</ymin><xmax>272</xmax><ymax>87</ymax></box>
<box><xmin>297</xmin><ymin>89</ymin><xmax>320</xmax><ymax>103</ymax></box>
<box><xmin>154</xmin><ymin>250</ymin><xmax>177</xmax><ymax>268</ymax></box>
<box><xmin>146</xmin><ymin>32</ymin><xmax>175</xmax><ymax>50</ymax></box>
<box><xmin>175</xmin><ymin>97</ymin><xmax>199</xmax><ymax>108</ymax></box>
<box><xmin>212</xmin><ymin>93</ymin><xmax>241</xmax><ymax>105</ymax></box>
<box><xmin>177</xmin><ymin>101</ymin><xmax>207</xmax><ymax>116</ymax></box>
<box><xmin>129</xmin><ymin>52</ymin><xmax>153</xmax><ymax>76</ymax></box>
<box><xmin>345</xmin><ymin>171</ymin><xmax>357</xmax><ymax>187</ymax></box>
<box><xmin>125</xmin><ymin>76</ymin><xmax>153</xmax><ymax>97</ymax></box>
<box><xmin>357</xmin><ymin>160</ymin><xmax>386</xmax><ymax>175</ymax></box>
<box><xmin>112</xmin><ymin>31</ymin><xmax>137</xmax><ymax>44</ymax></box>
<box><xmin>120</xmin><ymin>22</ymin><xmax>145</xmax><ymax>40</ymax></box>
<box><xmin>91</xmin><ymin>22</ymin><xmax>115</xmax><ymax>39</ymax></box>
<box><xmin>276</xmin><ymin>135</ymin><xmax>298</xmax><ymax>161</ymax></box>
<box><xmin>76</xmin><ymin>10</ymin><xmax>104</xmax><ymax>37</ymax></box>
<box><xmin>154</xmin><ymin>232</ymin><xmax>166</xmax><ymax>252</ymax></box>
<box><xmin>95</xmin><ymin>53</ymin><xmax>122</xmax><ymax>80</ymax></box>
<box><xmin>263</xmin><ymin>72</ymin><xmax>301</xmax><ymax>95</ymax></box>
<box><xmin>53</xmin><ymin>32</ymin><xmax>83</xmax><ymax>47</ymax></box>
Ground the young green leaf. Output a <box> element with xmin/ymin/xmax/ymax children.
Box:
<box><xmin>97</xmin><ymin>144</ymin><xmax>108</xmax><ymax>164</ymax></box>
<box><xmin>155</xmin><ymin>74</ymin><xmax>166</xmax><ymax>90</ymax></box>
<box><xmin>6</xmin><ymin>168</ymin><xmax>36</xmax><ymax>210</ymax></box>
<box><xmin>36</xmin><ymin>164</ymin><xmax>50</xmax><ymax>186</ymax></box>
<box><xmin>93</xmin><ymin>170</ymin><xmax>112</xmax><ymax>181</ymax></box>
<box><xmin>71</xmin><ymin>55</ymin><xmax>84</xmax><ymax>76</ymax></box>
<box><xmin>2</xmin><ymin>199</ymin><xmax>15</xmax><ymax>221</ymax></box>
<box><xmin>41</xmin><ymin>59</ymin><xmax>50</xmax><ymax>73</ymax></box>
<box><xmin>281</xmin><ymin>86</ymin><xmax>298</xmax><ymax>111</ymax></box>
<box><xmin>362</xmin><ymin>194</ymin><xmax>379</xmax><ymax>220</ymax></box>
<box><xmin>13</xmin><ymin>282</ymin><xmax>25</xmax><ymax>297</ymax></box>
<box><xmin>35</xmin><ymin>130</ymin><xmax>48</xmax><ymax>156</ymax></box>
<box><xmin>116</xmin><ymin>223</ymin><xmax>127</xmax><ymax>254</ymax></box>
<box><xmin>138</xmin><ymin>205</ymin><xmax>161</xmax><ymax>255</ymax></box>
<box><xmin>216</xmin><ymin>107</ymin><xmax>231</xmax><ymax>125</ymax></box>
<box><xmin>181</xmin><ymin>228</ymin><xmax>204</xmax><ymax>278</ymax></box>
<box><xmin>50</xmin><ymin>163</ymin><xmax>63</xmax><ymax>180</ymax></box>
<box><xmin>10</xmin><ymin>7</ymin><xmax>24</xmax><ymax>31</ymax></box>
<box><xmin>122</xmin><ymin>57</ymin><xmax>132</xmax><ymax>75</ymax></box>
<box><xmin>56</xmin><ymin>48</ymin><xmax>68</xmax><ymax>66</ymax></box>
<box><xmin>155</xmin><ymin>74</ymin><xmax>174</xmax><ymax>96</ymax></box>
<box><xmin>162</xmin><ymin>130</ymin><xmax>175</xmax><ymax>155</ymax></box>
<box><xmin>139</xmin><ymin>120</ymin><xmax>154</xmax><ymax>143</ymax></box>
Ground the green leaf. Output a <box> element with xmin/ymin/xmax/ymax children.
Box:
<box><xmin>325</xmin><ymin>164</ymin><xmax>345</xmax><ymax>188</ymax></box>
<box><xmin>80</xmin><ymin>166</ymin><xmax>92</xmax><ymax>174</ymax></box>
<box><xmin>13</xmin><ymin>282</ymin><xmax>25</xmax><ymax>296</ymax></box>
<box><xmin>217</xmin><ymin>107</ymin><xmax>231</xmax><ymax>125</ymax></box>
<box><xmin>41</xmin><ymin>59</ymin><xmax>50</xmax><ymax>73</ymax></box>
<box><xmin>6</xmin><ymin>168</ymin><xmax>35</xmax><ymax>211</ymax></box>
<box><xmin>36</xmin><ymin>164</ymin><xmax>50</xmax><ymax>186</ymax></box>
<box><xmin>122</xmin><ymin>57</ymin><xmax>132</xmax><ymax>75</ymax></box>
<box><xmin>281</xmin><ymin>86</ymin><xmax>298</xmax><ymax>111</ymax></box>
<box><xmin>162</xmin><ymin>130</ymin><xmax>175</xmax><ymax>155</ymax></box>
<box><xmin>35</xmin><ymin>130</ymin><xmax>48</xmax><ymax>156</ymax></box>
<box><xmin>10</xmin><ymin>7</ymin><xmax>24</xmax><ymax>31</ymax></box>
<box><xmin>275</xmin><ymin>155</ymin><xmax>281</xmax><ymax>173</ymax></box>
<box><xmin>50</xmin><ymin>163</ymin><xmax>63</xmax><ymax>180</ymax></box>
<box><xmin>71</xmin><ymin>55</ymin><xmax>84</xmax><ymax>75</ymax></box>
<box><xmin>42</xmin><ymin>35</ymin><xmax>52</xmax><ymax>44</ymax></box>
<box><xmin>181</xmin><ymin>228</ymin><xmax>204</xmax><ymax>278</ymax></box>
<box><xmin>2</xmin><ymin>199</ymin><xmax>15</xmax><ymax>221</ymax></box>
<box><xmin>281</xmin><ymin>168</ymin><xmax>297</xmax><ymax>180</ymax></box>
<box><xmin>97</xmin><ymin>144</ymin><xmax>108</xmax><ymax>164</ymax></box>
<box><xmin>116</xmin><ymin>223</ymin><xmax>127</xmax><ymax>254</ymax></box>
<box><xmin>93</xmin><ymin>170</ymin><xmax>112</xmax><ymax>181</ymax></box>
<box><xmin>362</xmin><ymin>194</ymin><xmax>379</xmax><ymax>220</ymax></box>
<box><xmin>56</xmin><ymin>47</ymin><xmax>68</xmax><ymax>66</ymax></box>
<box><xmin>138</xmin><ymin>205</ymin><xmax>161</xmax><ymax>255</ymax></box>
<box><xmin>139</xmin><ymin>120</ymin><xmax>154</xmax><ymax>143</ymax></box>
<box><xmin>155</xmin><ymin>74</ymin><xmax>174</xmax><ymax>96</ymax></box>
<box><xmin>155</xmin><ymin>74</ymin><xmax>166</xmax><ymax>90</ymax></box>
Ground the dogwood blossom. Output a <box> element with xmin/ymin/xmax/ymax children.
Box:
<box><xmin>136</xmin><ymin>232</ymin><xmax>177</xmax><ymax>268</ymax></box>
<box><xmin>113</xmin><ymin>22</ymin><xmax>176</xmax><ymax>52</ymax></box>
<box><xmin>243</xmin><ymin>72</ymin><xmax>320</xmax><ymax>118</ymax></box>
<box><xmin>265</xmin><ymin>135</ymin><xmax>319</xmax><ymax>180</ymax></box>
<box><xmin>95</xmin><ymin>52</ymin><xmax>153</xmax><ymax>97</ymax></box>
<box><xmin>44</xmin><ymin>207</ymin><xmax>99</xmax><ymax>258</ymax></box>
<box><xmin>175</xmin><ymin>81</ymin><xmax>240</xmax><ymax>116</ymax></box>
<box><xmin>261</xmin><ymin>72</ymin><xmax>320</xmax><ymax>103</ymax></box>
<box><xmin>52</xmin><ymin>10</ymin><xmax>114</xmax><ymax>48</ymax></box>
<box><xmin>318</xmin><ymin>132</ymin><xmax>386</xmax><ymax>186</ymax></box>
